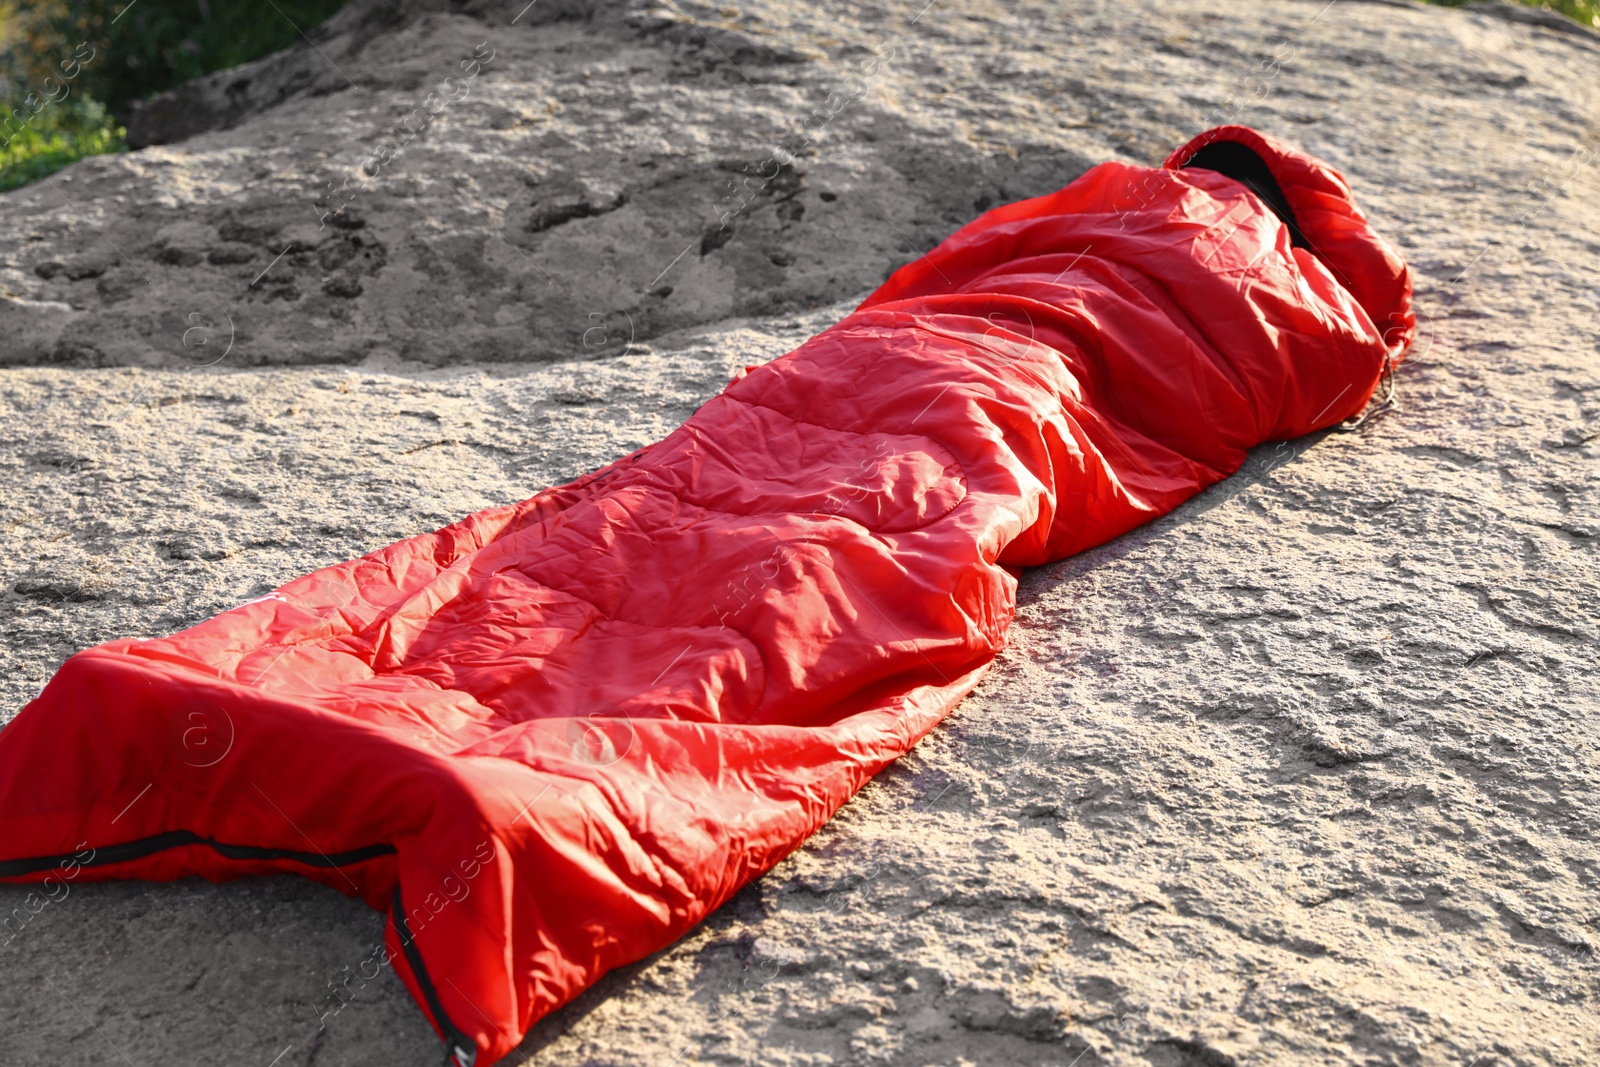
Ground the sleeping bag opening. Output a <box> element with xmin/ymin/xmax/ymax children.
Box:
<box><xmin>1179</xmin><ymin>139</ymin><xmax>1312</xmax><ymax>251</ymax></box>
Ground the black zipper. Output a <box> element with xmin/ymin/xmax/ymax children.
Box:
<box><xmin>392</xmin><ymin>884</ymin><xmax>478</xmax><ymax>1067</ymax></box>
<box><xmin>0</xmin><ymin>830</ymin><xmax>395</xmax><ymax>878</ymax></box>
<box><xmin>2</xmin><ymin>833</ymin><xmax>477</xmax><ymax>1065</ymax></box>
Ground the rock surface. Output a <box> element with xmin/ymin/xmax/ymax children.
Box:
<box><xmin>2</xmin><ymin>0</ymin><xmax>1599</xmax><ymax>1064</ymax></box>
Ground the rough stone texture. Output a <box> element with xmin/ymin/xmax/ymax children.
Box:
<box><xmin>2</xmin><ymin>0</ymin><xmax>1599</xmax><ymax>1064</ymax></box>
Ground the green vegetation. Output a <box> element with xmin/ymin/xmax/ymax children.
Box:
<box><xmin>0</xmin><ymin>94</ymin><xmax>121</xmax><ymax>191</ymax></box>
<box><xmin>1564</xmin><ymin>0</ymin><xmax>1599</xmax><ymax>24</ymax></box>
<box><xmin>1543</xmin><ymin>0</ymin><xmax>1597</xmax><ymax>25</ymax></box>
<box><xmin>0</xmin><ymin>0</ymin><xmax>350</xmax><ymax>189</ymax></box>
<box><xmin>1426</xmin><ymin>0</ymin><xmax>1599</xmax><ymax>29</ymax></box>
<box><xmin>5</xmin><ymin>0</ymin><xmax>354</xmax><ymax>118</ymax></box>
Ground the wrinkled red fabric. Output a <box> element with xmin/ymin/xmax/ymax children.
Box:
<box><xmin>0</xmin><ymin>126</ymin><xmax>1411</xmax><ymax>1066</ymax></box>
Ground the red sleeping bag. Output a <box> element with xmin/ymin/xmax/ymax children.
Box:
<box><xmin>0</xmin><ymin>126</ymin><xmax>1411</xmax><ymax>1065</ymax></box>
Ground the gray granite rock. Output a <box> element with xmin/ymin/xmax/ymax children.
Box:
<box><xmin>1</xmin><ymin>0</ymin><xmax>1598</xmax><ymax>1064</ymax></box>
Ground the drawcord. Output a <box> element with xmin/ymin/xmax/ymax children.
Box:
<box><xmin>1338</xmin><ymin>354</ymin><xmax>1400</xmax><ymax>432</ymax></box>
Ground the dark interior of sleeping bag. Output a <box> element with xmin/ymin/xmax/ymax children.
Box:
<box><xmin>1180</xmin><ymin>139</ymin><xmax>1313</xmax><ymax>250</ymax></box>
